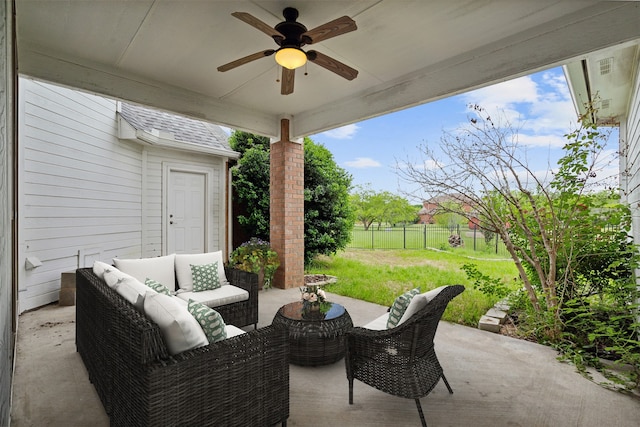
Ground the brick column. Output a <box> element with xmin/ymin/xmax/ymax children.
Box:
<box><xmin>270</xmin><ymin>119</ymin><xmax>304</xmax><ymax>289</ymax></box>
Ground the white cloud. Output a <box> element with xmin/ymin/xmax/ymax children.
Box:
<box><xmin>422</xmin><ymin>159</ymin><xmax>441</xmax><ymax>170</ymax></box>
<box><xmin>320</xmin><ymin>123</ymin><xmax>359</xmax><ymax>139</ymax></box>
<box><xmin>344</xmin><ymin>157</ymin><xmax>382</xmax><ymax>168</ymax></box>
<box><xmin>517</xmin><ymin>133</ymin><xmax>567</xmax><ymax>148</ymax></box>
<box><xmin>460</xmin><ymin>71</ymin><xmax>581</xmax><ymax>148</ymax></box>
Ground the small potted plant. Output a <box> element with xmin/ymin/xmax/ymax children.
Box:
<box><xmin>230</xmin><ymin>237</ymin><xmax>280</xmax><ymax>290</ymax></box>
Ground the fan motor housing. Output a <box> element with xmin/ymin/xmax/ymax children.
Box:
<box><xmin>274</xmin><ymin>21</ymin><xmax>307</xmax><ymax>47</ymax></box>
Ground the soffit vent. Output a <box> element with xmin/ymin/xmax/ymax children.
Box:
<box><xmin>600</xmin><ymin>99</ymin><xmax>611</xmax><ymax>110</ymax></box>
<box><xmin>598</xmin><ymin>57</ymin><xmax>613</xmax><ymax>75</ymax></box>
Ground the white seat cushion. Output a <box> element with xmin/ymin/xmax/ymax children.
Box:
<box><xmin>225</xmin><ymin>325</ymin><xmax>246</xmax><ymax>338</ymax></box>
<box><xmin>398</xmin><ymin>286</ymin><xmax>447</xmax><ymax>325</ymax></box>
<box><xmin>113</xmin><ymin>254</ymin><xmax>176</xmax><ymax>291</ymax></box>
<box><xmin>175</xmin><ymin>251</ymin><xmax>229</xmax><ymax>292</ymax></box>
<box><xmin>176</xmin><ymin>285</ymin><xmax>248</xmax><ymax>308</ymax></box>
<box><xmin>143</xmin><ymin>291</ymin><xmax>209</xmax><ymax>355</ymax></box>
<box><xmin>363</xmin><ymin>312</ymin><xmax>389</xmax><ymax>331</ymax></box>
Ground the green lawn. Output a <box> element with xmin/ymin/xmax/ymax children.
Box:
<box><xmin>306</xmin><ymin>248</ymin><xmax>520</xmax><ymax>326</ymax></box>
<box><xmin>348</xmin><ymin>224</ymin><xmax>509</xmax><ymax>257</ymax></box>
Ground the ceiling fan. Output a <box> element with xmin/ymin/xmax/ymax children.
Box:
<box><xmin>217</xmin><ymin>7</ymin><xmax>358</xmax><ymax>95</ymax></box>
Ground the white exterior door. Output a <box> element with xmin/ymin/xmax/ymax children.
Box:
<box><xmin>167</xmin><ymin>170</ymin><xmax>206</xmax><ymax>254</ymax></box>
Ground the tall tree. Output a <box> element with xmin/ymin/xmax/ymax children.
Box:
<box><xmin>304</xmin><ymin>138</ymin><xmax>355</xmax><ymax>264</ymax></box>
<box><xmin>351</xmin><ymin>186</ymin><xmax>416</xmax><ymax>229</ymax></box>
<box><xmin>229</xmin><ymin>130</ymin><xmax>270</xmax><ymax>153</ymax></box>
<box><xmin>398</xmin><ymin>103</ymin><xmax>620</xmax><ymax>337</ymax></box>
<box><xmin>229</xmin><ymin>131</ymin><xmax>272</xmax><ymax>240</ymax></box>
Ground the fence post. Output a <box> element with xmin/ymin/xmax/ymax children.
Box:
<box><xmin>371</xmin><ymin>226</ymin><xmax>374</xmax><ymax>249</ymax></box>
<box><xmin>403</xmin><ymin>225</ymin><xmax>406</xmax><ymax>249</ymax></box>
<box><xmin>423</xmin><ymin>224</ymin><xmax>426</xmax><ymax>249</ymax></box>
<box><xmin>495</xmin><ymin>234</ymin><xmax>499</xmax><ymax>254</ymax></box>
<box><xmin>473</xmin><ymin>226</ymin><xmax>477</xmax><ymax>251</ymax></box>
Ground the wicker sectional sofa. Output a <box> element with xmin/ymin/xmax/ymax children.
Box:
<box><xmin>76</xmin><ymin>267</ymin><xmax>290</xmax><ymax>426</ymax></box>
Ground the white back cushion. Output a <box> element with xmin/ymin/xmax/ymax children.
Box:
<box><xmin>175</xmin><ymin>251</ymin><xmax>228</xmax><ymax>292</ymax></box>
<box><xmin>103</xmin><ymin>268</ymin><xmax>148</xmax><ymax>311</ymax></box>
<box><xmin>114</xmin><ymin>254</ymin><xmax>176</xmax><ymax>291</ymax></box>
<box><xmin>143</xmin><ymin>291</ymin><xmax>209</xmax><ymax>355</ymax></box>
<box><xmin>92</xmin><ymin>261</ymin><xmax>112</xmax><ymax>280</ymax></box>
<box><xmin>398</xmin><ymin>286</ymin><xmax>447</xmax><ymax>325</ymax></box>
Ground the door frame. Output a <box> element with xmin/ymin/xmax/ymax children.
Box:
<box><xmin>162</xmin><ymin>163</ymin><xmax>215</xmax><ymax>255</ymax></box>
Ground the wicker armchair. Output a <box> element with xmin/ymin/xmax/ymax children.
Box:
<box><xmin>345</xmin><ymin>285</ymin><xmax>464</xmax><ymax>427</ymax></box>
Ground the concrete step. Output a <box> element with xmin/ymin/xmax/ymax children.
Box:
<box><xmin>478</xmin><ymin>315</ymin><xmax>501</xmax><ymax>333</ymax></box>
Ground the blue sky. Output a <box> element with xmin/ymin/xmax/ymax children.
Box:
<box><xmin>311</xmin><ymin>67</ymin><xmax>619</xmax><ymax>203</ymax></box>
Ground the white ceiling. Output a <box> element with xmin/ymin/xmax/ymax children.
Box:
<box><xmin>15</xmin><ymin>1</ymin><xmax>640</xmax><ymax>139</ymax></box>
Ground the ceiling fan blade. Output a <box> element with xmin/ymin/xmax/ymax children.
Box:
<box><xmin>232</xmin><ymin>12</ymin><xmax>284</xmax><ymax>39</ymax></box>
<box><xmin>217</xmin><ymin>50</ymin><xmax>275</xmax><ymax>72</ymax></box>
<box><xmin>307</xmin><ymin>50</ymin><xmax>358</xmax><ymax>81</ymax></box>
<box><xmin>281</xmin><ymin>68</ymin><xmax>295</xmax><ymax>95</ymax></box>
<box><xmin>301</xmin><ymin>16</ymin><xmax>357</xmax><ymax>45</ymax></box>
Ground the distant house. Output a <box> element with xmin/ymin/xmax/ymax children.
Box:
<box><xmin>417</xmin><ymin>201</ymin><xmax>438</xmax><ymax>224</ymax></box>
<box><xmin>418</xmin><ymin>195</ymin><xmax>479</xmax><ymax>229</ymax></box>
<box><xmin>17</xmin><ymin>78</ymin><xmax>238</xmax><ymax>313</ymax></box>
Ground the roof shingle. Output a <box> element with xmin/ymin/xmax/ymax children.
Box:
<box><xmin>119</xmin><ymin>103</ymin><xmax>236</xmax><ymax>155</ymax></box>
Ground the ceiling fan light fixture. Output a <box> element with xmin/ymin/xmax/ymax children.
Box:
<box><xmin>275</xmin><ymin>47</ymin><xmax>307</xmax><ymax>70</ymax></box>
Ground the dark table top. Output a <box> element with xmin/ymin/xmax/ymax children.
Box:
<box><xmin>277</xmin><ymin>300</ymin><xmax>346</xmax><ymax>322</ymax></box>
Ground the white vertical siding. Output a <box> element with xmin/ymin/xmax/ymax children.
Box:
<box><xmin>624</xmin><ymin>61</ymin><xmax>640</xmax><ymax>248</ymax></box>
<box><xmin>18</xmin><ymin>79</ymin><xmax>143</xmax><ymax>312</ymax></box>
<box><xmin>18</xmin><ymin>79</ymin><xmax>229</xmax><ymax>312</ymax></box>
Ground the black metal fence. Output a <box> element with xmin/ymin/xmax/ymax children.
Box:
<box><xmin>347</xmin><ymin>224</ymin><xmax>509</xmax><ymax>256</ymax></box>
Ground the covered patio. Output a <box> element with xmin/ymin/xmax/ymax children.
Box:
<box><xmin>11</xmin><ymin>289</ymin><xmax>640</xmax><ymax>426</ymax></box>
<box><xmin>12</xmin><ymin>1</ymin><xmax>640</xmax><ymax>289</ymax></box>
<box><xmin>2</xmin><ymin>2</ymin><xmax>640</xmax><ymax>426</ymax></box>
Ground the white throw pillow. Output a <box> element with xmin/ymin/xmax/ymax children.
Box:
<box><xmin>398</xmin><ymin>286</ymin><xmax>447</xmax><ymax>325</ymax></box>
<box><xmin>92</xmin><ymin>261</ymin><xmax>112</xmax><ymax>280</ymax></box>
<box><xmin>175</xmin><ymin>251</ymin><xmax>228</xmax><ymax>292</ymax></box>
<box><xmin>113</xmin><ymin>254</ymin><xmax>176</xmax><ymax>291</ymax></box>
<box><xmin>143</xmin><ymin>291</ymin><xmax>209</xmax><ymax>355</ymax></box>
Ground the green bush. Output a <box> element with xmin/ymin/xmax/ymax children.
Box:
<box><xmin>229</xmin><ymin>237</ymin><xmax>280</xmax><ymax>289</ymax></box>
<box><xmin>229</xmin><ymin>131</ymin><xmax>354</xmax><ymax>266</ymax></box>
<box><xmin>303</xmin><ymin>138</ymin><xmax>354</xmax><ymax>265</ymax></box>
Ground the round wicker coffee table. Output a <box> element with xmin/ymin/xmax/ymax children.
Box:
<box><xmin>272</xmin><ymin>301</ymin><xmax>353</xmax><ymax>366</ymax></box>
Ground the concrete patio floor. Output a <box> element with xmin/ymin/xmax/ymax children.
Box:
<box><xmin>10</xmin><ymin>286</ymin><xmax>640</xmax><ymax>427</ymax></box>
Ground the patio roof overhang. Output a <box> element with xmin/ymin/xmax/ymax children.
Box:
<box><xmin>564</xmin><ymin>41</ymin><xmax>640</xmax><ymax>126</ymax></box>
<box><xmin>15</xmin><ymin>1</ymin><xmax>640</xmax><ymax>139</ymax></box>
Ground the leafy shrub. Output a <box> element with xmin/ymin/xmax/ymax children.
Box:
<box><xmin>462</xmin><ymin>263</ymin><xmax>511</xmax><ymax>300</ymax></box>
<box><xmin>229</xmin><ymin>238</ymin><xmax>279</xmax><ymax>289</ymax></box>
